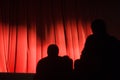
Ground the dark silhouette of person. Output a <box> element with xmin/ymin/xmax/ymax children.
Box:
<box><xmin>74</xmin><ymin>19</ymin><xmax>120</xmax><ymax>80</ymax></box>
<box><xmin>62</xmin><ymin>55</ymin><xmax>73</xmax><ymax>80</ymax></box>
<box><xmin>34</xmin><ymin>44</ymin><xmax>73</xmax><ymax>80</ymax></box>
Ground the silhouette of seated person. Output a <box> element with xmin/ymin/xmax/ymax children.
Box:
<box><xmin>62</xmin><ymin>55</ymin><xmax>73</xmax><ymax>80</ymax></box>
<box><xmin>34</xmin><ymin>44</ymin><xmax>68</xmax><ymax>80</ymax></box>
<box><xmin>74</xmin><ymin>19</ymin><xmax>120</xmax><ymax>80</ymax></box>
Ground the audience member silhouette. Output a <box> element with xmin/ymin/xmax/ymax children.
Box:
<box><xmin>34</xmin><ymin>44</ymin><xmax>73</xmax><ymax>80</ymax></box>
<box><xmin>74</xmin><ymin>19</ymin><xmax>120</xmax><ymax>80</ymax></box>
<box><xmin>62</xmin><ymin>55</ymin><xmax>73</xmax><ymax>80</ymax></box>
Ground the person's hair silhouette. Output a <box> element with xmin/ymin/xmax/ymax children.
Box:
<box><xmin>91</xmin><ymin>19</ymin><xmax>106</xmax><ymax>35</ymax></box>
<box><xmin>47</xmin><ymin>44</ymin><xmax>59</xmax><ymax>58</ymax></box>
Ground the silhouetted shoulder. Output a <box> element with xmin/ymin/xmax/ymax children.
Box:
<box><xmin>36</xmin><ymin>57</ymin><xmax>48</xmax><ymax>73</ymax></box>
<box><xmin>81</xmin><ymin>35</ymin><xmax>95</xmax><ymax>54</ymax></box>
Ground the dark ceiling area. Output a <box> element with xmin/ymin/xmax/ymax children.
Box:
<box><xmin>0</xmin><ymin>0</ymin><xmax>120</xmax><ymax>39</ymax></box>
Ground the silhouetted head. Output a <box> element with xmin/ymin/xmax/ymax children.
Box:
<box><xmin>91</xmin><ymin>19</ymin><xmax>107</xmax><ymax>35</ymax></box>
<box><xmin>47</xmin><ymin>44</ymin><xmax>59</xmax><ymax>58</ymax></box>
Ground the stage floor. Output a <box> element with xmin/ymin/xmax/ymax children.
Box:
<box><xmin>0</xmin><ymin>73</ymin><xmax>35</xmax><ymax>80</ymax></box>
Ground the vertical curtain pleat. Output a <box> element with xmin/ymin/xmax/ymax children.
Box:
<box><xmin>8</xmin><ymin>26</ymin><xmax>16</xmax><ymax>72</ymax></box>
<box><xmin>0</xmin><ymin>23</ymin><xmax>7</xmax><ymax>72</ymax></box>
<box><xmin>70</xmin><ymin>20</ymin><xmax>80</xmax><ymax>60</ymax></box>
<box><xmin>27</xmin><ymin>24</ymin><xmax>36</xmax><ymax>73</ymax></box>
<box><xmin>54</xmin><ymin>21</ymin><xmax>67</xmax><ymax>56</ymax></box>
<box><xmin>77</xmin><ymin>21</ymin><xmax>86</xmax><ymax>55</ymax></box>
<box><xmin>65</xmin><ymin>21</ymin><xmax>74</xmax><ymax>60</ymax></box>
<box><xmin>2</xmin><ymin>24</ymin><xmax>9</xmax><ymax>71</ymax></box>
<box><xmin>16</xmin><ymin>26</ymin><xmax>27</xmax><ymax>72</ymax></box>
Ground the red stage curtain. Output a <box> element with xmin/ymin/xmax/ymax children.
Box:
<box><xmin>0</xmin><ymin>0</ymin><xmax>96</xmax><ymax>73</ymax></box>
